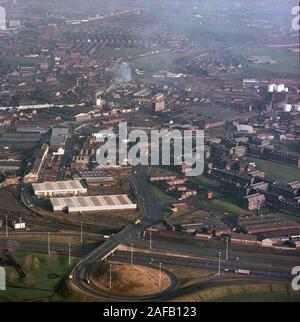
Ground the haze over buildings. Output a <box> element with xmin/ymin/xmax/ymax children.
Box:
<box><xmin>0</xmin><ymin>0</ymin><xmax>299</xmax><ymax>304</ymax></box>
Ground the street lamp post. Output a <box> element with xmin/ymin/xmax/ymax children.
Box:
<box><xmin>149</xmin><ymin>229</ymin><xmax>152</xmax><ymax>249</ymax></box>
<box><xmin>5</xmin><ymin>216</ymin><xmax>8</xmax><ymax>238</ymax></box>
<box><xmin>226</xmin><ymin>237</ymin><xmax>229</xmax><ymax>261</ymax></box>
<box><xmin>68</xmin><ymin>243</ymin><xmax>71</xmax><ymax>266</ymax></box>
<box><xmin>48</xmin><ymin>232</ymin><xmax>51</xmax><ymax>255</ymax></box>
<box><xmin>130</xmin><ymin>244</ymin><xmax>133</xmax><ymax>266</ymax></box>
<box><xmin>109</xmin><ymin>264</ymin><xmax>112</xmax><ymax>290</ymax></box>
<box><xmin>80</xmin><ymin>221</ymin><xmax>83</xmax><ymax>244</ymax></box>
<box><xmin>218</xmin><ymin>252</ymin><xmax>221</xmax><ymax>276</ymax></box>
<box><xmin>159</xmin><ymin>263</ymin><xmax>162</xmax><ymax>288</ymax></box>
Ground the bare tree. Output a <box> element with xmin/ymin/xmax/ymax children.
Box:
<box><xmin>23</xmin><ymin>254</ymin><xmax>33</xmax><ymax>271</ymax></box>
<box><xmin>7</xmin><ymin>271</ymin><xmax>19</xmax><ymax>283</ymax></box>
<box><xmin>6</xmin><ymin>240</ymin><xmax>19</xmax><ymax>253</ymax></box>
<box><xmin>32</xmin><ymin>257</ymin><xmax>40</xmax><ymax>271</ymax></box>
<box><xmin>46</xmin><ymin>251</ymin><xmax>58</xmax><ymax>266</ymax></box>
<box><xmin>24</xmin><ymin>273</ymin><xmax>36</xmax><ymax>287</ymax></box>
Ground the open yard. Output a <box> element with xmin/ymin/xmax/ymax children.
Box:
<box><xmin>152</xmin><ymin>186</ymin><xmax>176</xmax><ymax>203</ymax></box>
<box><xmin>199</xmin><ymin>197</ymin><xmax>250</xmax><ymax>217</ymax></box>
<box><xmin>92</xmin><ymin>262</ymin><xmax>171</xmax><ymax>297</ymax></box>
<box><xmin>241</xmin><ymin>46</ymin><xmax>299</xmax><ymax>75</ymax></box>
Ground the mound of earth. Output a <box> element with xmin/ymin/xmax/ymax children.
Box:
<box><xmin>92</xmin><ymin>262</ymin><xmax>171</xmax><ymax>297</ymax></box>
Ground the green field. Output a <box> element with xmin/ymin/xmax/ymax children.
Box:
<box><xmin>148</xmin><ymin>166</ymin><xmax>177</xmax><ymax>177</ymax></box>
<box><xmin>132</xmin><ymin>52</ymin><xmax>183</xmax><ymax>76</ymax></box>
<box><xmin>199</xmin><ymin>197</ymin><xmax>250</xmax><ymax>217</ymax></box>
<box><xmin>247</xmin><ymin>157</ymin><xmax>300</xmax><ymax>183</ymax></box>
<box><xmin>194</xmin><ymin>175</ymin><xmax>220</xmax><ymax>190</ymax></box>
<box><xmin>0</xmin><ymin>252</ymin><xmax>77</xmax><ymax>302</ymax></box>
<box><xmin>152</xmin><ymin>186</ymin><xmax>176</xmax><ymax>203</ymax></box>
<box><xmin>1</xmin><ymin>56</ymin><xmax>46</xmax><ymax>68</ymax></box>
<box><xmin>174</xmin><ymin>283</ymin><xmax>300</xmax><ymax>302</ymax></box>
<box><xmin>241</xmin><ymin>47</ymin><xmax>299</xmax><ymax>75</ymax></box>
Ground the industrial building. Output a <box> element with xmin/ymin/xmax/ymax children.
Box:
<box><xmin>73</xmin><ymin>170</ymin><xmax>115</xmax><ymax>187</ymax></box>
<box><xmin>32</xmin><ymin>180</ymin><xmax>87</xmax><ymax>197</ymax></box>
<box><xmin>153</xmin><ymin>93</ymin><xmax>165</xmax><ymax>112</ymax></box>
<box><xmin>50</xmin><ymin>194</ymin><xmax>137</xmax><ymax>213</ymax></box>
<box><xmin>238</xmin><ymin>214</ymin><xmax>300</xmax><ymax>235</ymax></box>
<box><xmin>50</xmin><ymin>127</ymin><xmax>69</xmax><ymax>151</ymax></box>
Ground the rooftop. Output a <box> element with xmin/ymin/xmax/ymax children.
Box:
<box><xmin>51</xmin><ymin>194</ymin><xmax>136</xmax><ymax>210</ymax></box>
<box><xmin>32</xmin><ymin>180</ymin><xmax>86</xmax><ymax>193</ymax></box>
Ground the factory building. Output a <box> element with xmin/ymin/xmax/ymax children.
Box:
<box><xmin>74</xmin><ymin>113</ymin><xmax>91</xmax><ymax>123</ymax></box>
<box><xmin>238</xmin><ymin>214</ymin><xmax>300</xmax><ymax>235</ymax></box>
<box><xmin>51</xmin><ymin>194</ymin><xmax>137</xmax><ymax>213</ymax></box>
<box><xmin>95</xmin><ymin>89</ymin><xmax>105</xmax><ymax>108</ymax></box>
<box><xmin>153</xmin><ymin>93</ymin><xmax>165</xmax><ymax>112</ymax></box>
<box><xmin>32</xmin><ymin>180</ymin><xmax>87</xmax><ymax>198</ymax></box>
<box><xmin>50</xmin><ymin>127</ymin><xmax>69</xmax><ymax>152</ymax></box>
<box><xmin>73</xmin><ymin>170</ymin><xmax>115</xmax><ymax>187</ymax></box>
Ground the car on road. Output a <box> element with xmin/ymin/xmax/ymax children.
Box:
<box><xmin>84</xmin><ymin>278</ymin><xmax>90</xmax><ymax>285</ymax></box>
<box><xmin>235</xmin><ymin>269</ymin><xmax>251</xmax><ymax>275</ymax></box>
<box><xmin>134</xmin><ymin>218</ymin><xmax>142</xmax><ymax>225</ymax></box>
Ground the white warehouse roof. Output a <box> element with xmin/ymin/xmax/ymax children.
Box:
<box><xmin>33</xmin><ymin>180</ymin><xmax>87</xmax><ymax>194</ymax></box>
<box><xmin>51</xmin><ymin>194</ymin><xmax>137</xmax><ymax>213</ymax></box>
<box><xmin>236</xmin><ymin>124</ymin><xmax>254</xmax><ymax>133</ymax></box>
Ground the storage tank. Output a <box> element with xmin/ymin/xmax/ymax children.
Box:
<box><xmin>283</xmin><ymin>104</ymin><xmax>292</xmax><ymax>112</ymax></box>
<box><xmin>96</xmin><ymin>98</ymin><xmax>102</xmax><ymax>108</ymax></box>
<box><xmin>294</xmin><ymin>105</ymin><xmax>300</xmax><ymax>112</ymax></box>
<box><xmin>267</xmin><ymin>84</ymin><xmax>276</xmax><ymax>93</ymax></box>
<box><xmin>276</xmin><ymin>84</ymin><xmax>285</xmax><ymax>93</ymax></box>
<box><xmin>95</xmin><ymin>89</ymin><xmax>105</xmax><ymax>108</ymax></box>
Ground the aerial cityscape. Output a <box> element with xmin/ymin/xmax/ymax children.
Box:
<box><xmin>0</xmin><ymin>0</ymin><xmax>299</xmax><ymax>305</ymax></box>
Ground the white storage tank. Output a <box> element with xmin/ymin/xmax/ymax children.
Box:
<box><xmin>294</xmin><ymin>105</ymin><xmax>300</xmax><ymax>112</ymax></box>
<box><xmin>267</xmin><ymin>84</ymin><xmax>276</xmax><ymax>92</ymax></box>
<box><xmin>276</xmin><ymin>84</ymin><xmax>285</xmax><ymax>93</ymax></box>
<box><xmin>283</xmin><ymin>104</ymin><xmax>292</xmax><ymax>112</ymax></box>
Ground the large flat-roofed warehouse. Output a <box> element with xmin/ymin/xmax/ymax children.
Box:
<box><xmin>50</xmin><ymin>194</ymin><xmax>137</xmax><ymax>213</ymax></box>
<box><xmin>73</xmin><ymin>170</ymin><xmax>115</xmax><ymax>187</ymax></box>
<box><xmin>32</xmin><ymin>180</ymin><xmax>87</xmax><ymax>197</ymax></box>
